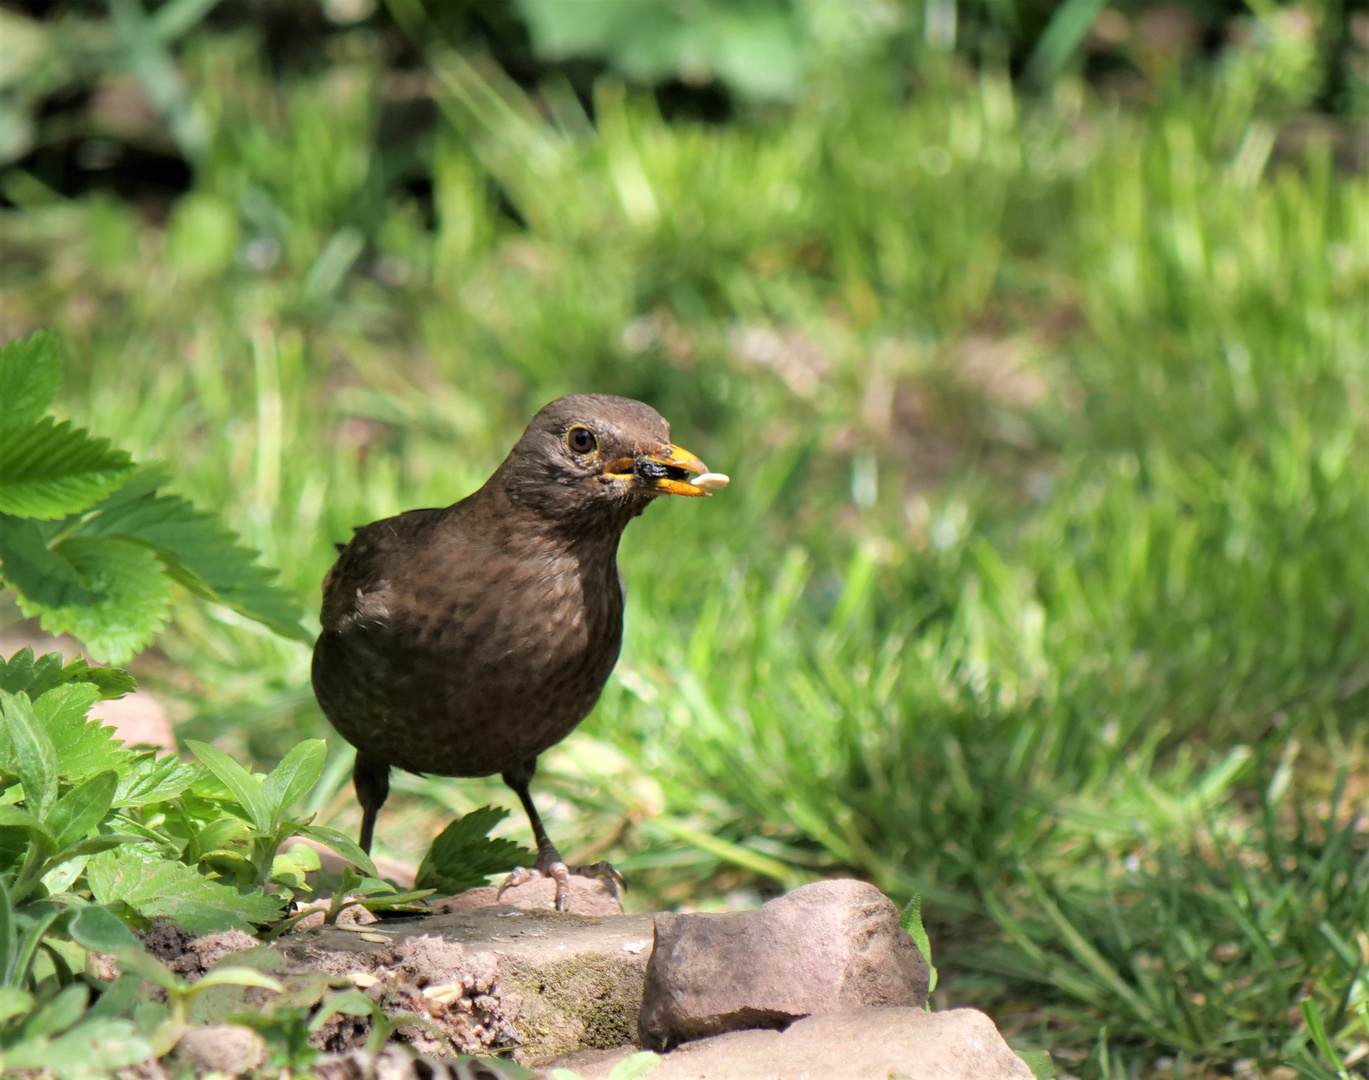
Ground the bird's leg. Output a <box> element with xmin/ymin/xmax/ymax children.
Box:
<box><xmin>353</xmin><ymin>754</ymin><xmax>391</xmax><ymax>855</ymax></box>
<box><xmin>497</xmin><ymin>758</ymin><xmax>625</xmax><ymax>912</ymax></box>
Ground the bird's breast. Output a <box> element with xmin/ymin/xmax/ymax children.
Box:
<box><xmin>315</xmin><ymin>535</ymin><xmax>625</xmax><ymax>778</ymax></box>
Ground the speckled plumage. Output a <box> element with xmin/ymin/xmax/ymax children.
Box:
<box><xmin>312</xmin><ymin>394</ymin><xmax>714</xmax><ymax>908</ymax></box>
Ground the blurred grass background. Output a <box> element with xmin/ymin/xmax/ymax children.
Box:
<box><xmin>6</xmin><ymin>0</ymin><xmax>1369</xmax><ymax>1074</ymax></box>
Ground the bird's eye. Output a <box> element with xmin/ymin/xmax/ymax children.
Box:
<box><xmin>566</xmin><ymin>426</ymin><xmax>597</xmax><ymax>455</ymax></box>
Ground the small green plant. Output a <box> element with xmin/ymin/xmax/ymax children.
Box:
<box><xmin>899</xmin><ymin>894</ymin><xmax>938</xmax><ymax>1001</ymax></box>
<box><xmin>415</xmin><ymin>805</ymin><xmax>532</xmax><ymax>895</ymax></box>
<box><xmin>0</xmin><ymin>330</ymin><xmax>309</xmax><ymax>664</ymax></box>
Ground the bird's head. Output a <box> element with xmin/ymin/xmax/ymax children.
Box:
<box><xmin>492</xmin><ymin>394</ymin><xmax>728</xmax><ymax>525</ymax></box>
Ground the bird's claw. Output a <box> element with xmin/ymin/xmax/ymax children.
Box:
<box><xmin>570</xmin><ymin>860</ymin><xmax>626</xmax><ymax>895</ymax></box>
<box><xmin>495</xmin><ymin>859</ymin><xmax>626</xmax><ymax>911</ymax></box>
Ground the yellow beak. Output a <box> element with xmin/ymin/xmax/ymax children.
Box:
<box><xmin>605</xmin><ymin>444</ymin><xmax>728</xmax><ymax>497</ymax></box>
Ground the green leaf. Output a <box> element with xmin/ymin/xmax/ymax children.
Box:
<box><xmin>20</xmin><ymin>982</ymin><xmax>87</xmax><ymax>1039</ymax></box>
<box><xmin>185</xmin><ymin>740</ymin><xmax>272</xmax><ymax>834</ymax></box>
<box><xmin>269</xmin><ymin>843</ymin><xmax>320</xmax><ymax>889</ymax></box>
<box><xmin>24</xmin><ymin>650</ymin><xmax>65</xmax><ymax>697</ymax></box>
<box><xmin>191</xmin><ymin>966</ymin><xmax>284</xmax><ymax>994</ymax></box>
<box><xmin>1016</xmin><ymin>1050</ymin><xmax>1057</xmax><ymax>1079</ymax></box>
<box><xmin>0</xmin><ymin>986</ymin><xmax>35</xmax><ymax>1024</ymax></box>
<box><xmin>31</xmin><ymin>683</ymin><xmax>132</xmax><ymax>784</ymax></box>
<box><xmin>46</xmin><ymin>770</ymin><xmax>118</xmax><ymax>848</ymax></box>
<box><xmin>0</xmin><ymin>876</ymin><xmax>14</xmax><ymax>985</ymax></box>
<box><xmin>306</xmin><ymin>988</ymin><xmax>376</xmax><ymax>1032</ymax></box>
<box><xmin>607</xmin><ymin>1051</ymin><xmax>663</xmax><ymax>1080</ymax></box>
<box><xmin>0</xmin><ymin>689</ymin><xmax>58</xmax><ymax>818</ymax></box>
<box><xmin>87</xmin><ymin>846</ymin><xmax>284</xmax><ymax>933</ymax></box>
<box><xmin>292</xmin><ymin>822</ymin><xmax>378</xmax><ymax>879</ymax></box>
<box><xmin>414</xmin><ymin>806</ymin><xmax>531</xmax><ymax>894</ymax></box>
<box><xmin>34</xmin><ymin>1016</ymin><xmax>153</xmax><ymax>1078</ymax></box>
<box><xmin>0</xmin><ymin>646</ymin><xmax>37</xmax><ymax>694</ymax></box>
<box><xmin>76</xmin><ymin>470</ymin><xmax>310</xmax><ymax>643</ymax></box>
<box><xmin>47</xmin><ymin>656</ymin><xmax>136</xmax><ymax>700</ymax></box>
<box><xmin>0</xmin><ymin>330</ymin><xmax>61</xmax><ymax>430</ymax></box>
<box><xmin>47</xmin><ymin>834</ymin><xmax>144</xmax><ymax>861</ymax></box>
<box><xmin>899</xmin><ymin>894</ymin><xmax>938</xmax><ymax>996</ymax></box>
<box><xmin>0</xmin><ymin>515</ymin><xmax>99</xmax><ymax>607</ymax></box>
<box><xmin>15</xmin><ymin>536</ymin><xmax>174</xmax><ymax>664</ymax></box>
<box><xmin>113</xmin><ymin>752</ymin><xmax>195</xmax><ymax>809</ymax></box>
<box><xmin>0</xmin><ymin>805</ymin><xmax>55</xmax><ymax>844</ymax></box>
<box><xmin>66</xmin><ymin>903</ymin><xmax>137</xmax><ymax>952</ymax></box>
<box><xmin>0</xmin><ymin>417</ymin><xmax>133</xmax><ymax>520</ymax></box>
<box><xmin>263</xmin><ymin>739</ymin><xmax>326</xmax><ymax>821</ymax></box>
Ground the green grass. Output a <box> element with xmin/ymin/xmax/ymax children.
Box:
<box><xmin>4</xmin><ymin>18</ymin><xmax>1369</xmax><ymax>1077</ymax></box>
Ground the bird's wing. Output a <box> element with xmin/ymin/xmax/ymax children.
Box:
<box><xmin>321</xmin><ymin>508</ymin><xmax>444</xmax><ymax>632</ymax></box>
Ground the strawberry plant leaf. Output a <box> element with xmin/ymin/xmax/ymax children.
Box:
<box><xmin>0</xmin><ymin>646</ymin><xmax>37</xmax><ymax>694</ymax></box>
<box><xmin>87</xmin><ymin>847</ymin><xmax>285</xmax><ymax>933</ymax></box>
<box><xmin>415</xmin><ymin>806</ymin><xmax>531</xmax><ymax>894</ymax></box>
<box><xmin>76</xmin><ymin>468</ymin><xmax>310</xmax><ymax>643</ymax></box>
<box><xmin>31</xmin><ymin>683</ymin><xmax>132</xmax><ymax>784</ymax></box>
<box><xmin>0</xmin><ymin>331</ymin><xmax>62</xmax><ymax>431</ymax></box>
<box><xmin>0</xmin><ymin>417</ymin><xmax>133</xmax><ymax>520</ymax></box>
<box><xmin>15</xmin><ymin>536</ymin><xmax>175</xmax><ymax>664</ymax></box>
<box><xmin>0</xmin><ymin>515</ymin><xmax>99</xmax><ymax>609</ymax></box>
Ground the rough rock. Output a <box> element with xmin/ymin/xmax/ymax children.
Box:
<box><xmin>438</xmin><ymin>876</ymin><xmax>623</xmax><ymax>917</ymax></box>
<box><xmin>556</xmin><ymin>1008</ymin><xmax>1035</xmax><ymax>1080</ymax></box>
<box><xmin>195</xmin><ymin>889</ymin><xmax>655</xmax><ymax>1065</ymax></box>
<box><xmin>638</xmin><ymin>879</ymin><xmax>928</xmax><ymax>1050</ymax></box>
<box><xmin>174</xmin><ymin>1023</ymin><xmax>267</xmax><ymax>1075</ymax></box>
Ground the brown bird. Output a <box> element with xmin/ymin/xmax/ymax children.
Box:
<box><xmin>312</xmin><ymin>395</ymin><xmax>727</xmax><ymax>910</ymax></box>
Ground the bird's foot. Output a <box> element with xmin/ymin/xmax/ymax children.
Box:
<box><xmin>496</xmin><ymin>859</ymin><xmax>626</xmax><ymax>912</ymax></box>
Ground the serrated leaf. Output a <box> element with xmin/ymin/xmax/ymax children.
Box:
<box><xmin>46</xmin><ymin>770</ymin><xmax>118</xmax><ymax>847</ymax></box>
<box><xmin>0</xmin><ymin>330</ymin><xmax>61</xmax><ymax>430</ymax></box>
<box><xmin>68</xmin><ymin>904</ymin><xmax>139</xmax><ymax>953</ymax></box>
<box><xmin>50</xmin><ymin>656</ymin><xmax>136</xmax><ymax>700</ymax></box>
<box><xmin>1</xmin><ymin>646</ymin><xmax>37</xmax><ymax>694</ymax></box>
<box><xmin>414</xmin><ymin>806</ymin><xmax>532</xmax><ymax>894</ymax></box>
<box><xmin>263</xmin><ymin>739</ymin><xmax>326</xmax><ymax>821</ymax></box>
<box><xmin>185</xmin><ymin>740</ymin><xmax>272</xmax><ymax>833</ymax></box>
<box><xmin>16</xmin><ymin>536</ymin><xmax>174</xmax><ymax>664</ymax></box>
<box><xmin>0</xmin><ymin>417</ymin><xmax>133</xmax><ymax>519</ymax></box>
<box><xmin>25</xmin><ymin>649</ymin><xmax>65</xmax><ymax>696</ymax></box>
<box><xmin>0</xmin><ymin>514</ymin><xmax>99</xmax><ymax>607</ymax></box>
<box><xmin>76</xmin><ymin>470</ymin><xmax>310</xmax><ymax>643</ymax></box>
<box><xmin>31</xmin><ymin>683</ymin><xmax>132</xmax><ymax>784</ymax></box>
<box><xmin>0</xmin><ymin>688</ymin><xmax>58</xmax><ymax>818</ymax></box>
<box><xmin>87</xmin><ymin>847</ymin><xmax>284</xmax><ymax>934</ymax></box>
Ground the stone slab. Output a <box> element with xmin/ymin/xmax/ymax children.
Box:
<box><xmin>555</xmin><ymin>1008</ymin><xmax>1036</xmax><ymax>1080</ymax></box>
